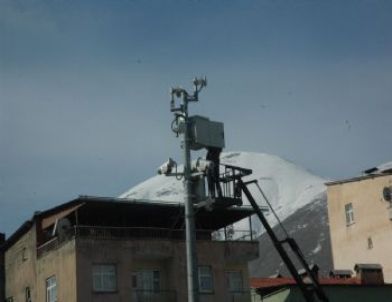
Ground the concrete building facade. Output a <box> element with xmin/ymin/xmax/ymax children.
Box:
<box><xmin>4</xmin><ymin>196</ymin><xmax>258</xmax><ymax>302</ymax></box>
<box><xmin>326</xmin><ymin>172</ymin><xmax>392</xmax><ymax>282</ymax></box>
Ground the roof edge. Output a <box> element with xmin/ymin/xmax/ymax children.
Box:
<box><xmin>2</xmin><ymin>220</ymin><xmax>34</xmax><ymax>251</ymax></box>
<box><xmin>326</xmin><ymin>173</ymin><xmax>392</xmax><ymax>186</ymax></box>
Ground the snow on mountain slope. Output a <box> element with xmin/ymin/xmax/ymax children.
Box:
<box><xmin>250</xmin><ymin>194</ymin><xmax>333</xmax><ymax>277</ymax></box>
<box><xmin>119</xmin><ymin>151</ymin><xmax>327</xmax><ymax>233</ymax></box>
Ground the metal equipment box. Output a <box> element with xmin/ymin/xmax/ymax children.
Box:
<box><xmin>189</xmin><ymin>115</ymin><xmax>225</xmax><ymax>150</ymax></box>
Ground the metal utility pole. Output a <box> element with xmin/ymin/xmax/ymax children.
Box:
<box><xmin>170</xmin><ymin>77</ymin><xmax>207</xmax><ymax>302</ymax></box>
<box><xmin>181</xmin><ymin>94</ymin><xmax>198</xmax><ymax>302</ymax></box>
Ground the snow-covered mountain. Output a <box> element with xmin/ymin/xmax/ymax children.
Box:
<box><xmin>120</xmin><ymin>151</ymin><xmax>333</xmax><ymax>277</ymax></box>
<box><xmin>120</xmin><ymin>151</ymin><xmax>327</xmax><ymax>234</ymax></box>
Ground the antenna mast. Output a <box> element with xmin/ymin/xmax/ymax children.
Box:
<box><xmin>170</xmin><ymin>77</ymin><xmax>207</xmax><ymax>302</ymax></box>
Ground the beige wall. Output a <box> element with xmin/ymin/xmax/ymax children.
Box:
<box><xmin>327</xmin><ymin>175</ymin><xmax>392</xmax><ymax>282</ymax></box>
<box><xmin>5</xmin><ymin>227</ymin><xmax>37</xmax><ymax>301</ymax></box>
<box><xmin>37</xmin><ymin>240</ymin><xmax>77</xmax><ymax>302</ymax></box>
<box><xmin>5</xmin><ymin>225</ymin><xmax>78</xmax><ymax>302</ymax></box>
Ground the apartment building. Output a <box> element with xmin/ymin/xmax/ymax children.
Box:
<box><xmin>3</xmin><ymin>196</ymin><xmax>258</xmax><ymax>302</ymax></box>
<box><xmin>326</xmin><ymin>166</ymin><xmax>392</xmax><ymax>282</ymax></box>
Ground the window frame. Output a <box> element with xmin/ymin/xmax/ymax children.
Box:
<box><xmin>198</xmin><ymin>265</ymin><xmax>214</xmax><ymax>294</ymax></box>
<box><xmin>25</xmin><ymin>286</ymin><xmax>32</xmax><ymax>302</ymax></box>
<box><xmin>92</xmin><ymin>264</ymin><xmax>117</xmax><ymax>293</ymax></box>
<box><xmin>131</xmin><ymin>269</ymin><xmax>161</xmax><ymax>292</ymax></box>
<box><xmin>226</xmin><ymin>271</ymin><xmax>243</xmax><ymax>293</ymax></box>
<box><xmin>46</xmin><ymin>275</ymin><xmax>57</xmax><ymax>302</ymax></box>
<box><xmin>345</xmin><ymin>202</ymin><xmax>355</xmax><ymax>226</ymax></box>
<box><xmin>367</xmin><ymin>236</ymin><xmax>373</xmax><ymax>249</ymax></box>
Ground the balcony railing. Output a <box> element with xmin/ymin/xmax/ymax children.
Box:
<box><xmin>131</xmin><ymin>289</ymin><xmax>177</xmax><ymax>302</ymax></box>
<box><xmin>74</xmin><ymin>225</ymin><xmax>211</xmax><ymax>240</ymax></box>
<box><xmin>37</xmin><ymin>225</ymin><xmax>254</xmax><ymax>257</ymax></box>
<box><xmin>75</xmin><ymin>225</ymin><xmax>254</xmax><ymax>242</ymax></box>
<box><xmin>37</xmin><ymin>237</ymin><xmax>59</xmax><ymax>257</ymax></box>
<box><xmin>212</xmin><ymin>229</ymin><xmax>257</xmax><ymax>241</ymax></box>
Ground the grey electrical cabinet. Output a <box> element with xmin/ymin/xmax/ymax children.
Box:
<box><xmin>189</xmin><ymin>115</ymin><xmax>225</xmax><ymax>150</ymax></box>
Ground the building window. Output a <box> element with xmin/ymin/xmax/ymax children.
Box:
<box><xmin>226</xmin><ymin>271</ymin><xmax>243</xmax><ymax>292</ymax></box>
<box><xmin>345</xmin><ymin>203</ymin><xmax>355</xmax><ymax>225</ymax></box>
<box><xmin>132</xmin><ymin>270</ymin><xmax>160</xmax><ymax>291</ymax></box>
<box><xmin>46</xmin><ymin>275</ymin><xmax>57</xmax><ymax>302</ymax></box>
<box><xmin>198</xmin><ymin>266</ymin><xmax>214</xmax><ymax>293</ymax></box>
<box><xmin>93</xmin><ymin>264</ymin><xmax>117</xmax><ymax>292</ymax></box>
<box><xmin>22</xmin><ymin>247</ymin><xmax>28</xmax><ymax>261</ymax></box>
<box><xmin>25</xmin><ymin>287</ymin><xmax>31</xmax><ymax>302</ymax></box>
<box><xmin>368</xmin><ymin>237</ymin><xmax>373</xmax><ymax>249</ymax></box>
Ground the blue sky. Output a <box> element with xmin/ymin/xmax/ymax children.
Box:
<box><xmin>1</xmin><ymin>0</ymin><xmax>392</xmax><ymax>236</ymax></box>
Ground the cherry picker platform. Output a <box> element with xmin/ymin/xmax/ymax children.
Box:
<box><xmin>201</xmin><ymin>163</ymin><xmax>329</xmax><ymax>302</ymax></box>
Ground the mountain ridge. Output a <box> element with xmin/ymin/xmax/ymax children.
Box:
<box><xmin>120</xmin><ymin>151</ymin><xmax>327</xmax><ymax>233</ymax></box>
<box><xmin>119</xmin><ymin>151</ymin><xmax>333</xmax><ymax>276</ymax></box>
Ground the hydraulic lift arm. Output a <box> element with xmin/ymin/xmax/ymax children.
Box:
<box><xmin>237</xmin><ymin>179</ymin><xmax>329</xmax><ymax>302</ymax></box>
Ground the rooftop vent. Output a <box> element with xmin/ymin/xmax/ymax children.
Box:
<box><xmin>354</xmin><ymin>263</ymin><xmax>384</xmax><ymax>285</ymax></box>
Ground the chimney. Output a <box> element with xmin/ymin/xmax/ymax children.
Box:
<box><xmin>354</xmin><ymin>263</ymin><xmax>384</xmax><ymax>285</ymax></box>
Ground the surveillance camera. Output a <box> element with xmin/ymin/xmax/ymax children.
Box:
<box><xmin>158</xmin><ymin>158</ymin><xmax>177</xmax><ymax>175</ymax></box>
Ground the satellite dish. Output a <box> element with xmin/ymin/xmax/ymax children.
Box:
<box><xmin>383</xmin><ymin>187</ymin><xmax>392</xmax><ymax>202</ymax></box>
<box><xmin>52</xmin><ymin>218</ymin><xmax>72</xmax><ymax>237</ymax></box>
